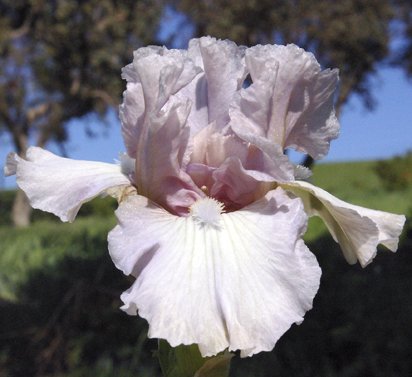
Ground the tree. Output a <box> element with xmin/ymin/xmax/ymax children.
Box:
<box><xmin>390</xmin><ymin>0</ymin><xmax>412</xmax><ymax>76</ymax></box>
<box><xmin>0</xmin><ymin>0</ymin><xmax>163</xmax><ymax>226</ymax></box>
<box><xmin>172</xmin><ymin>0</ymin><xmax>394</xmax><ymax>166</ymax></box>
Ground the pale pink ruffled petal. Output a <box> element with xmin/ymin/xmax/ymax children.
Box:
<box><xmin>120</xmin><ymin>46</ymin><xmax>204</xmax><ymax>213</ymax></box>
<box><xmin>230</xmin><ymin>44</ymin><xmax>339</xmax><ymax>160</ymax></box>
<box><xmin>4</xmin><ymin>152</ymin><xmax>18</xmax><ymax>176</ymax></box>
<box><xmin>230</xmin><ymin>113</ymin><xmax>296</xmax><ymax>182</ymax></box>
<box><xmin>134</xmin><ymin>98</ymin><xmax>204</xmax><ymax>214</ymax></box>
<box><xmin>282</xmin><ymin>180</ymin><xmax>406</xmax><ymax>267</ymax></box>
<box><xmin>189</xmin><ymin>123</ymin><xmax>248</xmax><ymax>167</ymax></box>
<box><xmin>211</xmin><ymin>157</ymin><xmax>273</xmax><ymax>210</ymax></box>
<box><xmin>188</xmin><ymin>124</ymin><xmax>282</xmax><ymax>207</ymax></box>
<box><xmin>192</xmin><ymin>37</ymin><xmax>247</xmax><ymax>128</ymax></box>
<box><xmin>174</xmin><ymin>70</ymin><xmax>209</xmax><ymax>139</ymax></box>
<box><xmin>131</xmin><ymin>46</ymin><xmax>201</xmax><ymax>111</ymax></box>
<box><xmin>108</xmin><ymin>188</ymin><xmax>321</xmax><ymax>357</ymax></box>
<box><xmin>120</xmin><ymin>46</ymin><xmax>201</xmax><ymax>157</ymax></box>
<box><xmin>119</xmin><ymin>81</ymin><xmax>145</xmax><ymax>158</ymax></box>
<box><xmin>7</xmin><ymin>147</ymin><xmax>132</xmax><ymax>222</ymax></box>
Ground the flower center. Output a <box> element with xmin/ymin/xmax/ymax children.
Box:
<box><xmin>189</xmin><ymin>197</ymin><xmax>225</xmax><ymax>228</ymax></box>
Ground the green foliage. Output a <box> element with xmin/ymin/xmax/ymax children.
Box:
<box><xmin>158</xmin><ymin>340</ymin><xmax>233</xmax><ymax>377</ymax></box>
<box><xmin>374</xmin><ymin>151</ymin><xmax>412</xmax><ymax>191</ymax></box>
<box><xmin>158</xmin><ymin>341</ymin><xmax>206</xmax><ymax>377</ymax></box>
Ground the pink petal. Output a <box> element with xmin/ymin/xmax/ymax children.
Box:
<box><xmin>120</xmin><ymin>46</ymin><xmax>201</xmax><ymax>157</ymax></box>
<box><xmin>231</xmin><ymin>44</ymin><xmax>339</xmax><ymax>160</ymax></box>
<box><xmin>134</xmin><ymin>98</ymin><xmax>204</xmax><ymax>214</ymax></box>
<box><xmin>192</xmin><ymin>37</ymin><xmax>248</xmax><ymax>128</ymax></box>
<box><xmin>120</xmin><ymin>46</ymin><xmax>204</xmax><ymax>213</ymax></box>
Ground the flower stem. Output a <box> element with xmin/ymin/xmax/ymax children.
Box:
<box><xmin>157</xmin><ymin>340</ymin><xmax>233</xmax><ymax>377</ymax></box>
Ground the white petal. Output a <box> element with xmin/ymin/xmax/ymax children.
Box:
<box><xmin>108</xmin><ymin>188</ymin><xmax>320</xmax><ymax>357</ymax></box>
<box><xmin>231</xmin><ymin>44</ymin><xmax>339</xmax><ymax>160</ymax></box>
<box><xmin>9</xmin><ymin>147</ymin><xmax>132</xmax><ymax>222</ymax></box>
<box><xmin>282</xmin><ymin>181</ymin><xmax>406</xmax><ymax>267</ymax></box>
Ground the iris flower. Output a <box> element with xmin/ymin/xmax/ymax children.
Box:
<box><xmin>5</xmin><ymin>37</ymin><xmax>405</xmax><ymax>357</ymax></box>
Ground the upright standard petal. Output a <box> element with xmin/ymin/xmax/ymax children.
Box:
<box><xmin>134</xmin><ymin>97</ymin><xmax>204</xmax><ymax>214</ymax></box>
<box><xmin>120</xmin><ymin>45</ymin><xmax>201</xmax><ymax>157</ymax></box>
<box><xmin>230</xmin><ymin>44</ymin><xmax>339</xmax><ymax>160</ymax></box>
<box><xmin>7</xmin><ymin>147</ymin><xmax>132</xmax><ymax>222</ymax></box>
<box><xmin>120</xmin><ymin>46</ymin><xmax>204</xmax><ymax>213</ymax></box>
<box><xmin>108</xmin><ymin>188</ymin><xmax>321</xmax><ymax>357</ymax></box>
<box><xmin>282</xmin><ymin>180</ymin><xmax>406</xmax><ymax>267</ymax></box>
<box><xmin>191</xmin><ymin>37</ymin><xmax>247</xmax><ymax>128</ymax></box>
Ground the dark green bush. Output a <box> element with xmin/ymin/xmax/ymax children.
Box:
<box><xmin>374</xmin><ymin>151</ymin><xmax>412</xmax><ymax>191</ymax></box>
<box><xmin>0</xmin><ymin>217</ymin><xmax>160</xmax><ymax>377</ymax></box>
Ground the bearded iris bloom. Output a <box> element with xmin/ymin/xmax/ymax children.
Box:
<box><xmin>5</xmin><ymin>37</ymin><xmax>405</xmax><ymax>357</ymax></box>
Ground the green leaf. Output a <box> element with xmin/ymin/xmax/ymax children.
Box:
<box><xmin>157</xmin><ymin>340</ymin><xmax>233</xmax><ymax>377</ymax></box>
<box><xmin>194</xmin><ymin>352</ymin><xmax>233</xmax><ymax>377</ymax></box>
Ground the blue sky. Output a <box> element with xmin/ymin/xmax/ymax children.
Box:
<box><xmin>1</xmin><ymin>55</ymin><xmax>412</xmax><ymax>189</ymax></box>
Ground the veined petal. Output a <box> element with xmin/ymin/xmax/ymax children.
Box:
<box><xmin>174</xmin><ymin>72</ymin><xmax>209</xmax><ymax>139</ymax></box>
<box><xmin>120</xmin><ymin>45</ymin><xmax>204</xmax><ymax>212</ymax></box>
<box><xmin>231</xmin><ymin>44</ymin><xmax>339</xmax><ymax>160</ymax></box>
<box><xmin>282</xmin><ymin>180</ymin><xmax>406</xmax><ymax>267</ymax></box>
<box><xmin>120</xmin><ymin>45</ymin><xmax>201</xmax><ymax>157</ymax></box>
<box><xmin>192</xmin><ymin>37</ymin><xmax>247</xmax><ymax>127</ymax></box>
<box><xmin>211</xmin><ymin>157</ymin><xmax>273</xmax><ymax>210</ymax></box>
<box><xmin>134</xmin><ymin>97</ymin><xmax>204</xmax><ymax>214</ymax></box>
<box><xmin>230</xmin><ymin>113</ymin><xmax>295</xmax><ymax>182</ymax></box>
<box><xmin>7</xmin><ymin>147</ymin><xmax>132</xmax><ymax>222</ymax></box>
<box><xmin>119</xmin><ymin>81</ymin><xmax>145</xmax><ymax>158</ymax></box>
<box><xmin>132</xmin><ymin>46</ymin><xmax>201</xmax><ymax>111</ymax></box>
<box><xmin>108</xmin><ymin>188</ymin><xmax>320</xmax><ymax>357</ymax></box>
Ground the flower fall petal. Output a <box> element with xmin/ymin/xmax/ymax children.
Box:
<box><xmin>282</xmin><ymin>180</ymin><xmax>406</xmax><ymax>267</ymax></box>
<box><xmin>108</xmin><ymin>188</ymin><xmax>321</xmax><ymax>357</ymax></box>
<box><xmin>7</xmin><ymin>147</ymin><xmax>132</xmax><ymax>222</ymax></box>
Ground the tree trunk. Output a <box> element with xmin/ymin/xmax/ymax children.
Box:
<box><xmin>11</xmin><ymin>189</ymin><xmax>32</xmax><ymax>227</ymax></box>
<box><xmin>11</xmin><ymin>132</ymin><xmax>32</xmax><ymax>227</ymax></box>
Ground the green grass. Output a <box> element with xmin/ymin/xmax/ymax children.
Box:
<box><xmin>0</xmin><ymin>216</ymin><xmax>116</xmax><ymax>301</ymax></box>
<box><xmin>312</xmin><ymin>160</ymin><xmax>412</xmax><ymax>214</ymax></box>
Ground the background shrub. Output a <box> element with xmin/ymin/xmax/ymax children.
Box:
<box><xmin>374</xmin><ymin>151</ymin><xmax>412</xmax><ymax>191</ymax></box>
